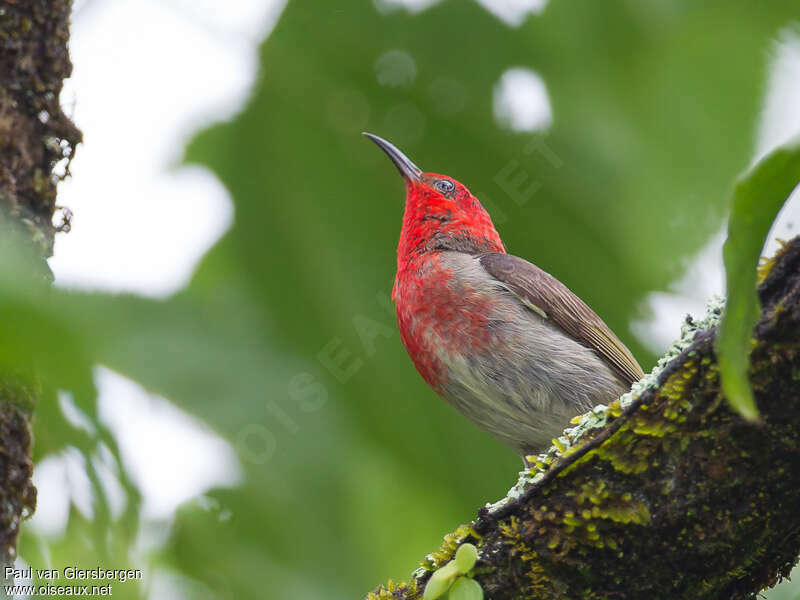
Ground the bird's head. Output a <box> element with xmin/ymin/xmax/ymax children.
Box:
<box><xmin>364</xmin><ymin>133</ymin><xmax>505</xmax><ymax>258</ymax></box>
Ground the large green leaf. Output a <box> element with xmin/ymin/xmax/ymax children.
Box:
<box><xmin>718</xmin><ymin>140</ymin><xmax>800</xmax><ymax>420</ymax></box>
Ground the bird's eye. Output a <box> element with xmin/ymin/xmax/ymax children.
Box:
<box><xmin>434</xmin><ymin>179</ymin><xmax>455</xmax><ymax>193</ymax></box>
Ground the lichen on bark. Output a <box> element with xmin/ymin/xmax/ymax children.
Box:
<box><xmin>0</xmin><ymin>0</ymin><xmax>80</xmax><ymax>567</ymax></box>
<box><xmin>367</xmin><ymin>237</ymin><xmax>800</xmax><ymax>600</ymax></box>
<box><xmin>0</xmin><ymin>0</ymin><xmax>80</xmax><ymax>255</ymax></box>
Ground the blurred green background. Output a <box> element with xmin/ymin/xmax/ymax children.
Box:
<box><xmin>2</xmin><ymin>0</ymin><xmax>800</xmax><ymax>598</ymax></box>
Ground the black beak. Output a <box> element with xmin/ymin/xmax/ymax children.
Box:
<box><xmin>363</xmin><ymin>132</ymin><xmax>423</xmax><ymax>182</ymax></box>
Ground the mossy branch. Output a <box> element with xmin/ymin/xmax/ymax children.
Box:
<box><xmin>367</xmin><ymin>237</ymin><xmax>800</xmax><ymax>600</ymax></box>
<box><xmin>0</xmin><ymin>0</ymin><xmax>80</xmax><ymax>567</ymax></box>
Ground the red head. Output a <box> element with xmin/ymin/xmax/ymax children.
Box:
<box><xmin>364</xmin><ymin>133</ymin><xmax>505</xmax><ymax>262</ymax></box>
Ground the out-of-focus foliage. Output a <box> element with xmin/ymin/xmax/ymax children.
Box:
<box><xmin>0</xmin><ymin>0</ymin><xmax>799</xmax><ymax>598</ymax></box>
<box><xmin>719</xmin><ymin>140</ymin><xmax>800</xmax><ymax>421</ymax></box>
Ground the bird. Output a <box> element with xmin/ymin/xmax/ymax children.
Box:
<box><xmin>364</xmin><ymin>132</ymin><xmax>644</xmax><ymax>460</ymax></box>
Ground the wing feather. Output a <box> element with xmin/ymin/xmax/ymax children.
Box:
<box><xmin>479</xmin><ymin>253</ymin><xmax>644</xmax><ymax>385</ymax></box>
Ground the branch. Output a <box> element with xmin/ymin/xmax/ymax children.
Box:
<box><xmin>367</xmin><ymin>237</ymin><xmax>800</xmax><ymax>600</ymax></box>
<box><xmin>0</xmin><ymin>0</ymin><xmax>81</xmax><ymax>567</ymax></box>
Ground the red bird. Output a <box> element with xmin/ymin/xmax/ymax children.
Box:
<box><xmin>365</xmin><ymin>133</ymin><xmax>644</xmax><ymax>459</ymax></box>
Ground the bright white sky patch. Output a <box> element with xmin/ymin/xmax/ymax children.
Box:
<box><xmin>756</xmin><ymin>29</ymin><xmax>800</xmax><ymax>161</ymax></box>
<box><xmin>49</xmin><ymin>0</ymin><xmax>286</xmax><ymax>298</ymax></box>
<box><xmin>30</xmin><ymin>452</ymin><xmax>79</xmax><ymax>537</ymax></box>
<box><xmin>632</xmin><ymin>231</ymin><xmax>725</xmax><ymax>354</ymax></box>
<box><xmin>96</xmin><ymin>369</ymin><xmax>242</xmax><ymax>521</ymax></box>
<box><xmin>30</xmin><ymin>370</ymin><xmax>242</xmax><ymax>537</ymax></box>
<box><xmin>373</xmin><ymin>0</ymin><xmax>440</xmax><ymax>15</ymax></box>
<box><xmin>374</xmin><ymin>0</ymin><xmax>547</xmax><ymax>25</ymax></box>
<box><xmin>493</xmin><ymin>67</ymin><xmax>553</xmax><ymax>132</ymax></box>
<box><xmin>474</xmin><ymin>0</ymin><xmax>547</xmax><ymax>26</ymax></box>
<box><xmin>764</xmin><ymin>186</ymin><xmax>800</xmax><ymax>257</ymax></box>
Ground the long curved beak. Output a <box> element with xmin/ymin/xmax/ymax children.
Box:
<box><xmin>363</xmin><ymin>132</ymin><xmax>422</xmax><ymax>182</ymax></box>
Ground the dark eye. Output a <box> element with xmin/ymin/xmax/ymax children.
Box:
<box><xmin>434</xmin><ymin>179</ymin><xmax>455</xmax><ymax>193</ymax></box>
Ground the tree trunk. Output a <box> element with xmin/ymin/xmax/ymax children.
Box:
<box><xmin>368</xmin><ymin>237</ymin><xmax>800</xmax><ymax>600</ymax></box>
<box><xmin>0</xmin><ymin>0</ymin><xmax>80</xmax><ymax>568</ymax></box>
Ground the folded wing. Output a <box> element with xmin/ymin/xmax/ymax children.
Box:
<box><xmin>479</xmin><ymin>253</ymin><xmax>644</xmax><ymax>385</ymax></box>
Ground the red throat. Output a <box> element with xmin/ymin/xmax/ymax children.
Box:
<box><xmin>391</xmin><ymin>174</ymin><xmax>506</xmax><ymax>388</ymax></box>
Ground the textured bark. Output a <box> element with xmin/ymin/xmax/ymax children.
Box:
<box><xmin>0</xmin><ymin>0</ymin><xmax>80</xmax><ymax>567</ymax></box>
<box><xmin>367</xmin><ymin>237</ymin><xmax>800</xmax><ymax>600</ymax></box>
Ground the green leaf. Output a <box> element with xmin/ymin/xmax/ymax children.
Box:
<box><xmin>453</xmin><ymin>543</ymin><xmax>478</xmax><ymax>573</ymax></box>
<box><xmin>718</xmin><ymin>140</ymin><xmax>800</xmax><ymax>420</ymax></box>
<box><xmin>448</xmin><ymin>577</ymin><xmax>484</xmax><ymax>600</ymax></box>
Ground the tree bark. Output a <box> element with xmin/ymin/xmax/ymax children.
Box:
<box><xmin>368</xmin><ymin>237</ymin><xmax>800</xmax><ymax>600</ymax></box>
<box><xmin>0</xmin><ymin>0</ymin><xmax>80</xmax><ymax>567</ymax></box>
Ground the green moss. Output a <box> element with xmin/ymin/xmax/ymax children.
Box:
<box><xmin>757</xmin><ymin>239</ymin><xmax>788</xmax><ymax>284</ymax></box>
<box><xmin>421</xmin><ymin>524</ymin><xmax>480</xmax><ymax>571</ymax></box>
<box><xmin>0</xmin><ymin>374</ymin><xmax>38</xmax><ymax>413</ymax></box>
<box><xmin>367</xmin><ymin>578</ymin><xmax>419</xmax><ymax>600</ymax></box>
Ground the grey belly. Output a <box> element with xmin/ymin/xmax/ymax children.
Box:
<box><xmin>438</xmin><ymin>316</ymin><xmax>627</xmax><ymax>457</ymax></box>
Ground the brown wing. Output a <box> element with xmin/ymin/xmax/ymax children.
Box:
<box><xmin>479</xmin><ymin>253</ymin><xmax>644</xmax><ymax>385</ymax></box>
